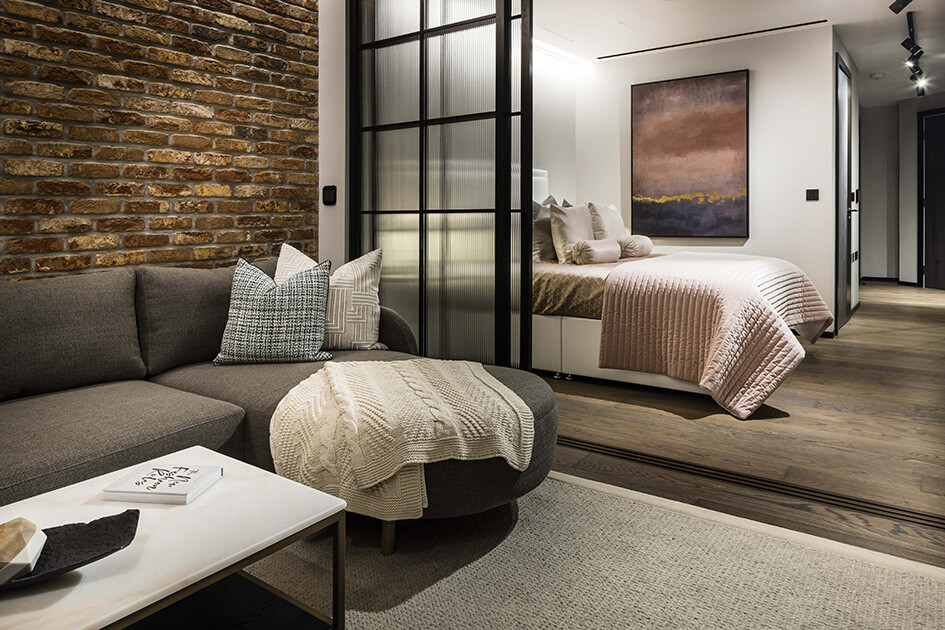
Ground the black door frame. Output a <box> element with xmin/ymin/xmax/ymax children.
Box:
<box><xmin>834</xmin><ymin>53</ymin><xmax>853</xmax><ymax>330</ymax></box>
<box><xmin>916</xmin><ymin>106</ymin><xmax>945</xmax><ymax>288</ymax></box>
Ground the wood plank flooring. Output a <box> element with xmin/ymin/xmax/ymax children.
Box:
<box><xmin>547</xmin><ymin>281</ymin><xmax>945</xmax><ymax>567</ymax></box>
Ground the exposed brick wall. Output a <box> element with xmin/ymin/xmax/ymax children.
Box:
<box><xmin>0</xmin><ymin>0</ymin><xmax>318</xmax><ymax>278</ymax></box>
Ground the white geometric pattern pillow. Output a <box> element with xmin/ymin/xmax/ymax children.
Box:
<box><xmin>275</xmin><ymin>245</ymin><xmax>384</xmax><ymax>350</ymax></box>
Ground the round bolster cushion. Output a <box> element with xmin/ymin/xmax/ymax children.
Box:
<box><xmin>618</xmin><ymin>234</ymin><xmax>654</xmax><ymax>258</ymax></box>
<box><xmin>571</xmin><ymin>239</ymin><xmax>621</xmax><ymax>265</ymax></box>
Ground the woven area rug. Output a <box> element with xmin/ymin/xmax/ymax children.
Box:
<box><xmin>246</xmin><ymin>473</ymin><xmax>945</xmax><ymax>629</ymax></box>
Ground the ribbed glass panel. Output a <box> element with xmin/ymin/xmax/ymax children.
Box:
<box><xmin>360</xmin><ymin>0</ymin><xmax>421</xmax><ymax>43</ymax></box>
<box><xmin>426</xmin><ymin>0</ymin><xmax>495</xmax><ymax>28</ymax></box>
<box><xmin>427</xmin><ymin>25</ymin><xmax>496</xmax><ymax>118</ymax></box>
<box><xmin>363</xmin><ymin>213</ymin><xmax>421</xmax><ymax>341</ymax></box>
<box><xmin>376</xmin><ymin>41</ymin><xmax>420</xmax><ymax>126</ymax></box>
<box><xmin>511</xmin><ymin>114</ymin><xmax>521</xmax><ymax>210</ymax></box>
<box><xmin>510</xmin><ymin>211</ymin><xmax>521</xmax><ymax>367</ymax></box>
<box><xmin>512</xmin><ymin>0</ymin><xmax>521</xmax><ymax>15</ymax></box>
<box><xmin>426</xmin><ymin>213</ymin><xmax>495</xmax><ymax>363</ymax></box>
<box><xmin>427</xmin><ymin>119</ymin><xmax>495</xmax><ymax>210</ymax></box>
<box><xmin>511</xmin><ymin>17</ymin><xmax>521</xmax><ymax>113</ymax></box>
<box><xmin>360</xmin><ymin>50</ymin><xmax>374</xmax><ymax>127</ymax></box>
<box><xmin>362</xmin><ymin>128</ymin><xmax>420</xmax><ymax>211</ymax></box>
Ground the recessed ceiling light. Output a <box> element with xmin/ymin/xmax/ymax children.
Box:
<box><xmin>869</xmin><ymin>72</ymin><xmax>886</xmax><ymax>80</ymax></box>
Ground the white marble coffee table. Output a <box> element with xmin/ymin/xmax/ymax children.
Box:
<box><xmin>0</xmin><ymin>446</ymin><xmax>346</xmax><ymax>629</ymax></box>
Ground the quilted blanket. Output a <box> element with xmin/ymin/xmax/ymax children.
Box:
<box><xmin>599</xmin><ymin>253</ymin><xmax>833</xmax><ymax>419</ymax></box>
<box><xmin>270</xmin><ymin>359</ymin><xmax>534</xmax><ymax>520</ymax></box>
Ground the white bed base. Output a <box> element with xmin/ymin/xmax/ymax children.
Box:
<box><xmin>532</xmin><ymin>314</ymin><xmax>708</xmax><ymax>395</ymax></box>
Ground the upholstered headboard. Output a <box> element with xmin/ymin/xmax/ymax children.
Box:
<box><xmin>532</xmin><ymin>168</ymin><xmax>549</xmax><ymax>204</ymax></box>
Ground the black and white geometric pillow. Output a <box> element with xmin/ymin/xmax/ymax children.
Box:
<box><xmin>213</xmin><ymin>258</ymin><xmax>333</xmax><ymax>365</ymax></box>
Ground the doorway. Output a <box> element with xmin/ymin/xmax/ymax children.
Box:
<box><xmin>919</xmin><ymin>107</ymin><xmax>945</xmax><ymax>290</ymax></box>
<box><xmin>835</xmin><ymin>54</ymin><xmax>855</xmax><ymax>329</ymax></box>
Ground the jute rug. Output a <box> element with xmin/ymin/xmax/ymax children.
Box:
<box><xmin>246</xmin><ymin>473</ymin><xmax>945</xmax><ymax>629</ymax></box>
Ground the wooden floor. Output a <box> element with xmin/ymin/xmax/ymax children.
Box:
<box><xmin>548</xmin><ymin>281</ymin><xmax>945</xmax><ymax>567</ymax></box>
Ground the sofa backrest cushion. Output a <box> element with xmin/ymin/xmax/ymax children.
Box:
<box><xmin>135</xmin><ymin>259</ymin><xmax>276</xmax><ymax>376</ymax></box>
<box><xmin>0</xmin><ymin>269</ymin><xmax>146</xmax><ymax>402</ymax></box>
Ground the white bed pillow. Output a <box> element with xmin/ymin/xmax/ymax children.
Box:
<box><xmin>275</xmin><ymin>245</ymin><xmax>384</xmax><ymax>350</ymax></box>
<box><xmin>550</xmin><ymin>203</ymin><xmax>595</xmax><ymax>264</ymax></box>
<box><xmin>588</xmin><ymin>202</ymin><xmax>627</xmax><ymax>240</ymax></box>
<box><xmin>618</xmin><ymin>234</ymin><xmax>654</xmax><ymax>258</ymax></box>
<box><xmin>571</xmin><ymin>239</ymin><xmax>621</xmax><ymax>265</ymax></box>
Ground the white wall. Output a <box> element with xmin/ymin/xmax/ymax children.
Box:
<box><xmin>898</xmin><ymin>90</ymin><xmax>945</xmax><ymax>285</ymax></box>
<box><xmin>533</xmin><ymin>48</ymin><xmax>579</xmax><ymax>203</ymax></box>
<box><xmin>317</xmin><ymin>0</ymin><xmax>348</xmax><ymax>269</ymax></box>
<box><xmin>860</xmin><ymin>105</ymin><xmax>899</xmax><ymax>279</ymax></box>
<box><xmin>573</xmin><ymin>25</ymin><xmax>839</xmax><ymax>317</ymax></box>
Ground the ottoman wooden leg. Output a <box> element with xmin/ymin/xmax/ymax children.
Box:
<box><xmin>380</xmin><ymin>520</ymin><xmax>396</xmax><ymax>556</ymax></box>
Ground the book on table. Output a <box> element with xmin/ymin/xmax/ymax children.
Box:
<box><xmin>104</xmin><ymin>465</ymin><xmax>223</xmax><ymax>505</ymax></box>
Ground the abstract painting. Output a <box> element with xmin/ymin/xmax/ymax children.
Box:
<box><xmin>631</xmin><ymin>70</ymin><xmax>749</xmax><ymax>238</ymax></box>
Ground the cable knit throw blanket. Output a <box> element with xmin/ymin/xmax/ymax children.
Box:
<box><xmin>270</xmin><ymin>359</ymin><xmax>534</xmax><ymax>520</ymax></box>
<box><xmin>600</xmin><ymin>253</ymin><xmax>834</xmax><ymax>419</ymax></box>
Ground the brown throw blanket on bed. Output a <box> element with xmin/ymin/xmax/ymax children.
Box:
<box><xmin>599</xmin><ymin>253</ymin><xmax>833</xmax><ymax>419</ymax></box>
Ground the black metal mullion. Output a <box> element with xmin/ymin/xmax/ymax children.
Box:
<box><xmin>418</xmin><ymin>0</ymin><xmax>428</xmax><ymax>357</ymax></box>
<box><xmin>360</xmin><ymin>13</ymin><xmax>496</xmax><ymax>51</ymax></box>
<box><xmin>519</xmin><ymin>1</ymin><xmax>533</xmax><ymax>369</ymax></box>
<box><xmin>363</xmin><ymin>110</ymin><xmax>498</xmax><ymax>134</ymax></box>
<box><xmin>495</xmin><ymin>0</ymin><xmax>511</xmax><ymax>367</ymax></box>
<box><xmin>346</xmin><ymin>0</ymin><xmax>362</xmax><ymax>260</ymax></box>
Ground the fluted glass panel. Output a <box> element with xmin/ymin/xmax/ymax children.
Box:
<box><xmin>427</xmin><ymin>119</ymin><xmax>495</xmax><ymax>210</ymax></box>
<box><xmin>426</xmin><ymin>213</ymin><xmax>495</xmax><ymax>362</ymax></box>
<box><xmin>511</xmin><ymin>114</ymin><xmax>521</xmax><ymax>210</ymax></box>
<box><xmin>511</xmin><ymin>17</ymin><xmax>521</xmax><ymax>113</ymax></box>
<box><xmin>363</xmin><ymin>213</ymin><xmax>421</xmax><ymax>341</ymax></box>
<box><xmin>362</xmin><ymin>42</ymin><xmax>420</xmax><ymax>127</ymax></box>
<box><xmin>360</xmin><ymin>0</ymin><xmax>420</xmax><ymax>43</ymax></box>
<box><xmin>362</xmin><ymin>128</ymin><xmax>420</xmax><ymax>211</ymax></box>
<box><xmin>510</xmin><ymin>211</ymin><xmax>522</xmax><ymax>367</ymax></box>
<box><xmin>360</xmin><ymin>50</ymin><xmax>374</xmax><ymax>127</ymax></box>
<box><xmin>427</xmin><ymin>25</ymin><xmax>496</xmax><ymax>118</ymax></box>
<box><xmin>426</xmin><ymin>0</ymin><xmax>495</xmax><ymax>28</ymax></box>
<box><xmin>512</xmin><ymin>0</ymin><xmax>521</xmax><ymax>15</ymax></box>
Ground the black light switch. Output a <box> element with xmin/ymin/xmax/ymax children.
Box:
<box><xmin>806</xmin><ymin>189</ymin><xmax>819</xmax><ymax>201</ymax></box>
<box><xmin>323</xmin><ymin>185</ymin><xmax>337</xmax><ymax>206</ymax></box>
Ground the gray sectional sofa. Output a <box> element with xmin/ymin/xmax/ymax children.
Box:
<box><xmin>0</xmin><ymin>261</ymin><xmax>558</xmax><ymax>521</ymax></box>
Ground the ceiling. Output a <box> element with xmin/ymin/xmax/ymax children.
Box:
<box><xmin>533</xmin><ymin>0</ymin><xmax>945</xmax><ymax>107</ymax></box>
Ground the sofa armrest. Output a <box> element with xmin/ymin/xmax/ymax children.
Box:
<box><xmin>378</xmin><ymin>306</ymin><xmax>418</xmax><ymax>355</ymax></box>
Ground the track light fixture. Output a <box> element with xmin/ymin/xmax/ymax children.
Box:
<box><xmin>900</xmin><ymin>11</ymin><xmax>929</xmax><ymax>99</ymax></box>
<box><xmin>889</xmin><ymin>0</ymin><xmax>914</xmax><ymax>14</ymax></box>
<box><xmin>901</xmin><ymin>37</ymin><xmax>921</xmax><ymax>55</ymax></box>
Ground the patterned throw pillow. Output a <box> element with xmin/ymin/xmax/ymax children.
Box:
<box><xmin>275</xmin><ymin>245</ymin><xmax>384</xmax><ymax>350</ymax></box>
<box><xmin>213</xmin><ymin>259</ymin><xmax>333</xmax><ymax>365</ymax></box>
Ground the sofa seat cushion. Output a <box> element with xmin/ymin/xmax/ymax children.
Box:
<box><xmin>150</xmin><ymin>350</ymin><xmax>412</xmax><ymax>471</ymax></box>
<box><xmin>0</xmin><ymin>381</ymin><xmax>245</xmax><ymax>506</ymax></box>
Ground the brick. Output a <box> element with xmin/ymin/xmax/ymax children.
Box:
<box><xmin>214</xmin><ymin>230</ymin><xmax>250</xmax><ymax>243</ymax></box>
<box><xmin>254</xmin><ymin>229</ymin><xmax>287</xmax><ymax>241</ymax></box>
<box><xmin>38</xmin><ymin>217</ymin><xmax>92</xmax><ymax>233</ymax></box>
<box><xmin>66</xmin><ymin>13</ymin><xmax>119</xmax><ymax>35</ymax></box>
<box><xmin>271</xmin><ymin>215</ymin><xmax>303</xmax><ymax>227</ymax></box>
<box><xmin>172</xmin><ymin>135</ymin><xmax>212</xmax><ymax>150</ymax></box>
<box><xmin>0</xmin><ymin>218</ymin><xmax>34</xmax><ymax>235</ymax></box>
<box><xmin>287</xmin><ymin>61</ymin><xmax>317</xmax><ymax>77</ymax></box>
<box><xmin>124</xmin><ymin>96</ymin><xmax>170</xmax><ymax>114</ymax></box>
<box><xmin>254</xmin><ymin>171</ymin><xmax>285</xmax><ymax>184</ymax></box>
<box><xmin>123</xmin><ymin>164</ymin><xmax>167</xmax><ymax>178</ymax></box>
<box><xmin>288</xmin><ymin>33</ymin><xmax>317</xmax><ymax>50</ymax></box>
<box><xmin>146</xmin><ymin>115</ymin><xmax>190</xmax><ymax>131</ymax></box>
<box><xmin>36</xmin><ymin>103</ymin><xmax>93</xmax><ymax>123</ymax></box>
<box><xmin>38</xmin><ymin>66</ymin><xmax>93</xmax><ymax>86</ymax></box>
<box><xmin>193</xmin><ymin>24</ymin><xmax>228</xmax><ymax>41</ymax></box>
<box><xmin>254</xmin><ymin>53</ymin><xmax>287</xmax><ymax>71</ymax></box>
<box><xmin>122</xmin><ymin>24</ymin><xmax>167</xmax><ymax>44</ymax></box>
<box><xmin>288</xmin><ymin>228</ymin><xmax>314</xmax><ymax>240</ymax></box>
<box><xmin>149</xmin><ymin>183</ymin><xmax>192</xmax><ymax>197</ymax></box>
<box><xmin>193</xmin><ymin>122</ymin><xmax>234</xmax><ymax>138</ymax></box>
<box><xmin>33</xmin><ymin>254</ymin><xmax>90</xmax><ymax>272</ymax></box>
<box><xmin>123</xmin><ymin>129</ymin><xmax>169</xmax><ymax>144</ymax></box>
<box><xmin>147</xmin><ymin>248</ymin><xmax>190</xmax><ymax>263</ymax></box>
<box><xmin>68</xmin><ymin>88</ymin><xmax>121</xmax><ymax>107</ymax></box>
<box><xmin>0</xmin><ymin>180</ymin><xmax>33</xmax><ymax>194</ymax></box>
<box><xmin>4</xmin><ymin>120</ymin><xmax>63</xmax><ymax>138</ymax></box>
<box><xmin>215</xmin><ymin>168</ymin><xmax>251</xmax><ymax>182</ymax></box>
<box><xmin>172</xmin><ymin>166</ymin><xmax>213</xmax><ymax>180</ymax></box>
<box><xmin>256</xmin><ymin>200</ymin><xmax>287</xmax><ymax>213</ymax></box>
<box><xmin>69</xmin><ymin>162</ymin><xmax>121</xmax><ymax>178</ymax></box>
<box><xmin>96</xmin><ymin>145</ymin><xmax>143</xmax><ymax>160</ymax></box>
<box><xmin>195</xmin><ymin>216</ymin><xmax>232</xmax><ymax>229</ymax></box>
<box><xmin>97</xmin><ymin>217</ymin><xmax>146</xmax><ymax>231</ymax></box>
<box><xmin>194</xmin><ymin>152</ymin><xmax>232</xmax><ymax>166</ymax></box>
<box><xmin>217</xmin><ymin>109</ymin><xmax>252</xmax><ymax>123</ymax></box>
<box><xmin>0</xmin><ymin>138</ymin><xmax>33</xmax><ymax>154</ymax></box>
<box><xmin>147</xmin><ymin>149</ymin><xmax>191</xmax><ymax>164</ymax></box>
<box><xmin>70</xmin><ymin>198</ymin><xmax>121</xmax><ymax>214</ymax></box>
<box><xmin>123</xmin><ymin>60</ymin><xmax>170</xmax><ymax>80</ymax></box>
<box><xmin>194</xmin><ymin>183</ymin><xmax>231</xmax><ymax>196</ymax></box>
<box><xmin>5</xmin><ymin>237</ymin><xmax>62</xmax><ymax>254</ymax></box>
<box><xmin>4</xmin><ymin>159</ymin><xmax>63</xmax><ymax>177</ymax></box>
<box><xmin>38</xmin><ymin>142</ymin><xmax>93</xmax><ymax>159</ymax></box>
<box><xmin>172</xmin><ymin>69</ymin><xmax>214</xmax><ymax>86</ymax></box>
<box><xmin>171</xmin><ymin>102</ymin><xmax>215</xmax><ymax>118</ymax></box>
<box><xmin>69</xmin><ymin>126</ymin><xmax>119</xmax><ymax>142</ymax></box>
<box><xmin>176</xmin><ymin>199</ymin><xmax>214</xmax><ymax>213</ymax></box>
<box><xmin>215</xmin><ymin>77</ymin><xmax>253</xmax><ymax>94</ymax></box>
<box><xmin>235</xmin><ymin>155</ymin><xmax>269</xmax><ymax>168</ymax></box>
<box><xmin>170</xmin><ymin>2</ymin><xmax>213</xmax><ymax>23</ymax></box>
<box><xmin>256</xmin><ymin>142</ymin><xmax>286</xmax><ymax>155</ymax></box>
<box><xmin>194</xmin><ymin>245</ymin><xmax>231</xmax><ymax>260</ymax></box>
<box><xmin>4</xmin><ymin>199</ymin><xmax>63</xmax><ymax>215</ymax></box>
<box><xmin>0</xmin><ymin>16</ymin><xmax>31</xmax><ymax>36</ymax></box>
<box><xmin>214</xmin><ymin>138</ymin><xmax>251</xmax><ymax>152</ymax></box>
<box><xmin>235</xmin><ymin>95</ymin><xmax>270</xmax><ymax>111</ymax></box>
<box><xmin>214</xmin><ymin>13</ymin><xmax>251</xmax><ymax>31</ymax></box>
<box><xmin>172</xmin><ymin>231</ymin><xmax>213</xmax><ymax>245</ymax></box>
<box><xmin>66</xmin><ymin>50</ymin><xmax>121</xmax><ymax>71</ymax></box>
<box><xmin>36</xmin><ymin>180</ymin><xmax>93</xmax><ymax>196</ymax></box>
<box><xmin>255</xmin><ymin>113</ymin><xmax>286</xmax><ymax>127</ymax></box>
<box><xmin>97</xmin><ymin>75</ymin><xmax>146</xmax><ymax>92</ymax></box>
<box><xmin>97</xmin><ymin>110</ymin><xmax>147</xmax><ymax>126</ymax></box>
<box><xmin>145</xmin><ymin>13</ymin><xmax>188</xmax><ymax>33</ymax></box>
<box><xmin>5</xmin><ymin>81</ymin><xmax>64</xmax><ymax>100</ymax></box>
<box><xmin>287</xmin><ymin>172</ymin><xmax>315</xmax><ymax>185</ymax></box>
<box><xmin>127</xmin><ymin>0</ymin><xmax>169</xmax><ymax>10</ymax></box>
<box><xmin>195</xmin><ymin>90</ymin><xmax>232</xmax><ymax>106</ymax></box>
<box><xmin>125</xmin><ymin>200</ymin><xmax>169</xmax><ymax>213</ymax></box>
<box><xmin>234</xmin><ymin>184</ymin><xmax>267</xmax><ymax>198</ymax></box>
<box><xmin>233</xmin><ymin>3</ymin><xmax>267</xmax><ymax>22</ymax></box>
<box><xmin>214</xmin><ymin>45</ymin><xmax>252</xmax><ymax>63</ymax></box>
<box><xmin>172</xmin><ymin>36</ymin><xmax>211</xmax><ymax>55</ymax></box>
<box><xmin>96</xmin><ymin>181</ymin><xmax>145</xmax><ymax>196</ymax></box>
<box><xmin>271</xmin><ymin>44</ymin><xmax>300</xmax><ymax>61</ymax></box>
<box><xmin>96</xmin><ymin>37</ymin><xmax>146</xmax><ymax>58</ymax></box>
<box><xmin>35</xmin><ymin>25</ymin><xmax>93</xmax><ymax>46</ymax></box>
<box><xmin>0</xmin><ymin>58</ymin><xmax>32</xmax><ymax>77</ymax></box>
<box><xmin>0</xmin><ymin>257</ymin><xmax>31</xmax><ymax>274</ymax></box>
<box><xmin>234</xmin><ymin>244</ymin><xmax>267</xmax><ymax>258</ymax></box>
<box><xmin>5</xmin><ymin>0</ymin><xmax>62</xmax><ymax>23</ymax></box>
<box><xmin>271</xmin><ymin>129</ymin><xmax>302</xmax><ymax>143</ymax></box>
<box><xmin>194</xmin><ymin>57</ymin><xmax>230</xmax><ymax>74</ymax></box>
<box><xmin>233</xmin><ymin>64</ymin><xmax>268</xmax><ymax>80</ymax></box>
<box><xmin>288</xmin><ymin>90</ymin><xmax>317</xmax><ymax>105</ymax></box>
<box><xmin>255</xmin><ymin>84</ymin><xmax>287</xmax><ymax>100</ymax></box>
<box><xmin>124</xmin><ymin>233</ymin><xmax>169</xmax><ymax>247</ymax></box>
<box><xmin>234</xmin><ymin>125</ymin><xmax>267</xmax><ymax>140</ymax></box>
<box><xmin>96</xmin><ymin>2</ymin><xmax>145</xmax><ymax>23</ymax></box>
<box><xmin>96</xmin><ymin>250</ymin><xmax>145</xmax><ymax>266</ymax></box>
<box><xmin>218</xmin><ymin>200</ymin><xmax>252</xmax><ymax>213</ymax></box>
<box><xmin>146</xmin><ymin>88</ymin><xmax>190</xmax><ymax>105</ymax></box>
<box><xmin>148</xmin><ymin>47</ymin><xmax>190</xmax><ymax>66</ymax></box>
